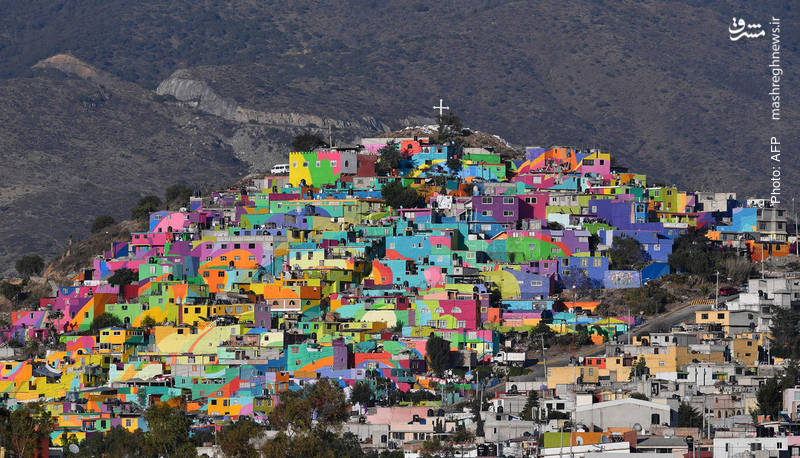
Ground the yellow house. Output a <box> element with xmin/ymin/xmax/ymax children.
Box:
<box><xmin>732</xmin><ymin>336</ymin><xmax>759</xmax><ymax>366</ymax></box>
<box><xmin>546</xmin><ymin>365</ymin><xmax>602</xmax><ymax>389</ymax></box>
<box><xmin>695</xmin><ymin>310</ymin><xmax>758</xmax><ymax>337</ymax></box>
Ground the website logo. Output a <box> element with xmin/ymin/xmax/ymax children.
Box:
<box><xmin>729</xmin><ymin>17</ymin><xmax>765</xmax><ymax>41</ymax></box>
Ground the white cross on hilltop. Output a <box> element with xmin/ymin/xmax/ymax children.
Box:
<box><xmin>433</xmin><ymin>98</ymin><xmax>449</xmax><ymax>116</ymax></box>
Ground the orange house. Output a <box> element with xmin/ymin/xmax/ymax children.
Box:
<box><xmin>747</xmin><ymin>240</ymin><xmax>791</xmax><ymax>261</ymax></box>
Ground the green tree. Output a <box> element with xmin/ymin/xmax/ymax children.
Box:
<box><xmin>107</xmin><ymin>268</ymin><xmax>138</xmax><ymax>287</ymax></box>
<box><xmin>268</xmin><ymin>379</ymin><xmax>348</xmax><ymax>433</ymax></box>
<box><xmin>0</xmin><ymin>403</ymin><xmax>52</xmax><ymax>458</ymax></box>
<box><xmin>292</xmin><ymin>133</ymin><xmax>327</xmax><ymax>152</ymax></box>
<box><xmin>420</xmin><ymin>436</ymin><xmax>454</xmax><ymax>458</ymax></box>
<box><xmin>753</xmin><ymin>362</ymin><xmax>800</xmax><ymax>420</ymax></box>
<box><xmin>630</xmin><ymin>392</ymin><xmax>650</xmax><ymax>401</ymax></box>
<box><xmin>91</xmin><ymin>215</ymin><xmax>116</xmax><ymax>233</ymax></box>
<box><xmin>756</xmin><ymin>376</ymin><xmax>782</xmax><ymax>420</ymax></box>
<box><xmin>769</xmin><ymin>306</ymin><xmax>800</xmax><ymax>359</ymax></box>
<box><xmin>15</xmin><ymin>255</ymin><xmax>45</xmax><ymax>277</ymax></box>
<box><xmin>261</xmin><ymin>429</ymin><xmax>363</xmax><ymax>458</ymax></box>
<box><xmin>629</xmin><ymin>358</ymin><xmax>648</xmax><ymax>381</ymax></box>
<box><xmin>426</xmin><ymin>335</ymin><xmax>451</xmax><ymax>377</ymax></box>
<box><xmin>574</xmin><ymin>324</ymin><xmax>592</xmax><ymax>346</ymax></box>
<box><xmin>375</xmin><ymin>141</ymin><xmax>402</xmax><ymax>176</ymax></box>
<box><xmin>131</xmin><ymin>195</ymin><xmax>162</xmax><ymax>221</ymax></box>
<box><xmin>449</xmin><ymin>426</ymin><xmax>475</xmax><ymax>457</ymax></box>
<box><xmin>435</xmin><ymin>112</ymin><xmax>463</xmax><ymax>144</ymax></box>
<box><xmin>0</xmin><ymin>281</ymin><xmax>24</xmax><ymax>304</ymax></box>
<box><xmin>107</xmin><ymin>267</ymin><xmax>139</xmax><ymax>287</ymax></box>
<box><xmin>143</xmin><ymin>403</ymin><xmax>196</xmax><ymax>458</ymax></box>
<box><xmin>141</xmin><ymin>316</ymin><xmax>157</xmax><ymax>329</ymax></box>
<box><xmin>165</xmin><ymin>184</ymin><xmax>194</xmax><ymax>206</ymax></box>
<box><xmin>667</xmin><ymin>229</ymin><xmax>740</xmax><ymax>280</ymax></box>
<box><xmin>78</xmin><ymin>426</ymin><xmax>145</xmax><ymax>458</ymax></box>
<box><xmin>530</xmin><ymin>319</ymin><xmax>555</xmax><ymax>347</ymax></box>
<box><xmin>89</xmin><ymin>313</ymin><xmax>124</xmax><ymax>334</ymax></box>
<box><xmin>488</xmin><ymin>285</ymin><xmax>502</xmax><ymax>308</ymax></box>
<box><xmin>445</xmin><ymin>155</ymin><xmax>461</xmax><ymax>174</ymax></box>
<box><xmin>350</xmin><ymin>381</ymin><xmax>373</xmax><ymax>407</ymax></box>
<box><xmin>381</xmin><ymin>180</ymin><xmax>425</xmax><ymax>209</ymax></box>
<box><xmin>218</xmin><ymin>418</ymin><xmax>261</xmax><ymax>458</ymax></box>
<box><xmin>677</xmin><ymin>402</ymin><xmax>703</xmax><ymax>427</ymax></box>
<box><xmin>520</xmin><ymin>390</ymin><xmax>539</xmax><ymax>421</ymax></box>
<box><xmin>608</xmin><ymin>235</ymin><xmax>645</xmax><ymax>269</ymax></box>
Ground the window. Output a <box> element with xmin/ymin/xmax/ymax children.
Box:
<box><xmin>292</xmin><ymin>162</ymin><xmax>297</xmax><ymax>168</ymax></box>
<box><xmin>457</xmin><ymin>320</ymin><xmax>466</xmax><ymax>328</ymax></box>
<box><xmin>481</xmin><ymin>210</ymin><xmax>492</xmax><ymax>217</ymax></box>
<box><xmin>203</xmin><ymin>271</ymin><xmax>210</xmax><ymax>277</ymax></box>
<box><xmin>503</xmin><ymin>210</ymin><xmax>514</xmax><ymax>217</ymax></box>
<box><xmin>503</xmin><ymin>197</ymin><xmax>514</xmax><ymax>205</ymax></box>
<box><xmin>651</xmin><ymin>413</ymin><xmax>660</xmax><ymax>425</ymax></box>
<box><xmin>701</xmin><ymin>313</ymin><xmax>709</xmax><ymax>319</ymax></box>
<box><xmin>653</xmin><ymin>244</ymin><xmax>661</xmax><ymax>251</ymax></box>
<box><xmin>526</xmin><ymin>197</ymin><xmax>538</xmax><ymax>204</ymax></box>
<box><xmin>530</xmin><ymin>280</ymin><xmax>542</xmax><ymax>287</ymax></box>
<box><xmin>331</xmin><ymin>160</ymin><xmax>337</xmax><ymax>167</ymax></box>
<box><xmin>717</xmin><ymin>313</ymin><xmax>725</xmax><ymax>319</ymax></box>
<box><xmin>217</xmin><ymin>271</ymin><xmax>225</xmax><ymax>277</ymax></box>
<box><xmin>580</xmin><ymin>258</ymin><xmax>589</xmax><ymax>267</ymax></box>
<box><xmin>316</xmin><ymin>160</ymin><xmax>321</xmax><ymax>167</ymax></box>
<box><xmin>482</xmin><ymin>197</ymin><xmax>493</xmax><ymax>204</ymax></box>
<box><xmin>593</xmin><ymin>258</ymin><xmax>603</xmax><ymax>267</ymax></box>
<box><xmin>303</xmin><ymin>162</ymin><xmax>309</xmax><ymax>168</ymax></box>
<box><xmin>220</xmin><ymin>256</ymin><xmax>227</xmax><ymax>261</ymax></box>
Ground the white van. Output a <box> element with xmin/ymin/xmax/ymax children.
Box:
<box><xmin>270</xmin><ymin>164</ymin><xmax>290</xmax><ymax>175</ymax></box>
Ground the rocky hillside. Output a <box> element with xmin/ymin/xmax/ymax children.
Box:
<box><xmin>0</xmin><ymin>56</ymin><xmax>392</xmax><ymax>276</ymax></box>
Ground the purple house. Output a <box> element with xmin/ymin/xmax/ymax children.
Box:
<box><xmin>472</xmin><ymin>194</ymin><xmax>520</xmax><ymax>225</ymax></box>
<box><xmin>254</xmin><ymin>302</ymin><xmax>271</xmax><ymax>329</ymax></box>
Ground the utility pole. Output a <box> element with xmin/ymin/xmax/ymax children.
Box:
<box><xmin>570</xmin><ymin>292</ymin><xmax>577</xmax><ymax>458</ymax></box>
<box><xmin>628</xmin><ymin>305</ymin><xmax>632</xmax><ymax>345</ymax></box>
<box><xmin>794</xmin><ymin>197</ymin><xmax>798</xmax><ymax>256</ymax></box>
<box><xmin>541</xmin><ymin>334</ymin><xmax>548</xmax><ymax>380</ymax></box>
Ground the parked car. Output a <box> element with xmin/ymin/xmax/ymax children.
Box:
<box><xmin>718</xmin><ymin>286</ymin><xmax>738</xmax><ymax>296</ymax></box>
<box><xmin>270</xmin><ymin>163</ymin><xmax>290</xmax><ymax>174</ymax></box>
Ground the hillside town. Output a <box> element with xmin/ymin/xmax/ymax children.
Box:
<box><xmin>1</xmin><ymin>129</ymin><xmax>799</xmax><ymax>458</ymax></box>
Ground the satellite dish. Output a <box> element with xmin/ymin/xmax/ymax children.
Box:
<box><xmin>633</xmin><ymin>423</ymin><xmax>643</xmax><ymax>432</ymax></box>
<box><xmin>69</xmin><ymin>444</ymin><xmax>80</xmax><ymax>454</ymax></box>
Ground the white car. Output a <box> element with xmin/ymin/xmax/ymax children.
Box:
<box><xmin>270</xmin><ymin>163</ymin><xmax>290</xmax><ymax>175</ymax></box>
